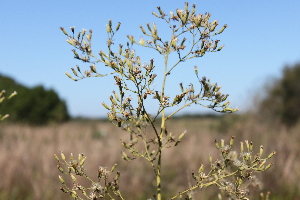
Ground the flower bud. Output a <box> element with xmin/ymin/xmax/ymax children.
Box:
<box><xmin>8</xmin><ymin>91</ymin><xmax>17</xmax><ymax>99</ymax></box>
<box><xmin>122</xmin><ymin>151</ymin><xmax>130</xmax><ymax>161</ymax></box>
<box><xmin>249</xmin><ymin>141</ymin><xmax>253</xmax><ymax>152</ymax></box>
<box><xmin>152</xmin><ymin>23</ymin><xmax>157</xmax><ymax>32</ymax></box>
<box><xmin>65</xmin><ymin>72</ymin><xmax>77</xmax><ymax>81</ymax></box>
<box><xmin>212</xmin><ymin>40</ymin><xmax>220</xmax><ymax>51</ymax></box>
<box><xmin>82</xmin><ymin>29</ymin><xmax>86</xmax><ymax>37</ymax></box>
<box><xmin>57</xmin><ymin>165</ymin><xmax>64</xmax><ymax>173</ymax></box>
<box><xmin>230</xmin><ymin>136</ymin><xmax>235</xmax><ymax>148</ymax></box>
<box><xmin>86</xmin><ymin>34</ymin><xmax>91</xmax><ymax>42</ymax></box>
<box><xmin>70</xmin><ymin>174</ymin><xmax>77</xmax><ymax>182</ymax></box>
<box><xmin>127</xmin><ymin>35</ymin><xmax>136</xmax><ymax>44</ymax></box>
<box><xmin>90</xmin><ymin>64</ymin><xmax>97</xmax><ymax>73</ymax></box>
<box><xmin>170</xmin><ymin>11</ymin><xmax>175</xmax><ymax>18</ymax></box>
<box><xmin>102</xmin><ymin>102</ymin><xmax>110</xmax><ymax>110</ymax></box>
<box><xmin>180</xmin><ymin>37</ymin><xmax>187</xmax><ymax>47</ymax></box>
<box><xmin>200</xmin><ymin>39</ymin><xmax>205</xmax><ymax>49</ymax></box>
<box><xmin>198</xmin><ymin>164</ymin><xmax>204</xmax><ymax>174</ymax></box>
<box><xmin>194</xmin><ymin>66</ymin><xmax>198</xmax><ymax>76</ymax></box>
<box><xmin>157</xmin><ymin>6</ymin><xmax>164</xmax><ymax>15</ymax></box>
<box><xmin>60</xmin><ymin>151</ymin><xmax>66</xmax><ymax>161</ymax></box>
<box><xmin>60</xmin><ymin>187</ymin><xmax>68</xmax><ymax>193</ymax></box>
<box><xmin>259</xmin><ymin>145</ymin><xmax>264</xmax><ymax>157</ymax></box>
<box><xmin>222</xmin><ymin>107</ymin><xmax>233</xmax><ymax>113</ymax></box>
<box><xmin>54</xmin><ymin>154</ymin><xmax>59</xmax><ymax>162</ymax></box>
<box><xmin>70</xmin><ymin>26</ymin><xmax>75</xmax><ymax>34</ymax></box>
<box><xmin>79</xmin><ymin>156</ymin><xmax>86</xmax><ymax>166</ymax></box>
<box><xmin>221</xmin><ymin>139</ymin><xmax>224</xmax><ymax>148</ymax></box>
<box><xmin>146</xmin><ymin>23</ymin><xmax>152</xmax><ymax>32</ymax></box>
<box><xmin>59</xmin><ymin>27</ymin><xmax>68</xmax><ymax>36</ymax></box>
<box><xmin>150</xmin><ymin>150</ymin><xmax>155</xmax><ymax>156</ymax></box>
<box><xmin>245</xmin><ymin>140</ymin><xmax>250</xmax><ymax>151</ymax></box>
<box><xmin>214</xmin><ymin>139</ymin><xmax>220</xmax><ymax>149</ymax></box>
<box><xmin>267</xmin><ymin>151</ymin><xmax>276</xmax><ymax>159</ymax></box>
<box><xmin>264</xmin><ymin>163</ymin><xmax>273</xmax><ymax>170</ymax></box>
<box><xmin>209</xmin><ymin>20</ymin><xmax>218</xmax><ymax>32</ymax></box>
<box><xmin>217</xmin><ymin>45</ymin><xmax>224</xmax><ymax>51</ymax></box>
<box><xmin>258</xmin><ymin>160</ymin><xmax>266</xmax><ymax>169</ymax></box>
<box><xmin>70</xmin><ymin>191</ymin><xmax>77</xmax><ymax>198</ymax></box>
<box><xmin>111</xmin><ymin>163</ymin><xmax>117</xmax><ymax>172</ymax></box>
<box><xmin>106</xmin><ymin>24</ymin><xmax>111</xmax><ymax>33</ymax></box>
<box><xmin>184</xmin><ymin>2</ymin><xmax>189</xmax><ymax>12</ymax></box>
<box><xmin>192</xmin><ymin>172</ymin><xmax>197</xmax><ymax>181</ymax></box>
<box><xmin>178</xmin><ymin>130</ymin><xmax>186</xmax><ymax>140</ymax></box>
<box><xmin>218</xmin><ymin>24</ymin><xmax>227</xmax><ymax>34</ymax></box>
<box><xmin>139</xmin><ymin>25</ymin><xmax>147</xmax><ymax>35</ymax></box>
<box><xmin>115</xmin><ymin>171</ymin><xmax>120</xmax><ymax>180</ymax></box>
<box><xmin>152</xmin><ymin>11</ymin><xmax>160</xmax><ymax>18</ymax></box>
<box><xmin>71</xmin><ymin>68</ymin><xmax>78</xmax><ymax>76</ymax></box>
<box><xmin>66</xmin><ymin>38</ymin><xmax>75</xmax><ymax>46</ymax></box>
<box><xmin>240</xmin><ymin>142</ymin><xmax>244</xmax><ymax>153</ymax></box>
<box><xmin>139</xmin><ymin>37</ymin><xmax>145</xmax><ymax>46</ymax></box>
<box><xmin>222</xmin><ymin>101</ymin><xmax>230</xmax><ymax>108</ymax></box>
<box><xmin>115</xmin><ymin>22</ymin><xmax>121</xmax><ymax>31</ymax></box>
<box><xmin>59</xmin><ymin>175</ymin><xmax>65</xmax><ymax>184</ymax></box>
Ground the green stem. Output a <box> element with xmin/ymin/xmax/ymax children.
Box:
<box><xmin>156</xmin><ymin>54</ymin><xmax>169</xmax><ymax>200</ymax></box>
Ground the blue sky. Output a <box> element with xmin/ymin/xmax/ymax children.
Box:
<box><xmin>1</xmin><ymin>1</ymin><xmax>299</xmax><ymax>118</ymax></box>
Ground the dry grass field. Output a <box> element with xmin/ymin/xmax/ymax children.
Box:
<box><xmin>0</xmin><ymin>115</ymin><xmax>300</xmax><ymax>200</ymax></box>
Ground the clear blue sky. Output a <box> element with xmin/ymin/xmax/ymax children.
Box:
<box><xmin>1</xmin><ymin>1</ymin><xmax>299</xmax><ymax>118</ymax></box>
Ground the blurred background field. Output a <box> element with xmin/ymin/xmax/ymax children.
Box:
<box><xmin>1</xmin><ymin>114</ymin><xmax>300</xmax><ymax>200</ymax></box>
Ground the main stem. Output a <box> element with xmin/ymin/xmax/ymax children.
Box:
<box><xmin>157</xmin><ymin>54</ymin><xmax>169</xmax><ymax>200</ymax></box>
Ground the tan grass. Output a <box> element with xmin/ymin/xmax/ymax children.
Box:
<box><xmin>0</xmin><ymin>116</ymin><xmax>299</xmax><ymax>199</ymax></box>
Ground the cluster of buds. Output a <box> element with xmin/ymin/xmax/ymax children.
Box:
<box><xmin>163</xmin><ymin>130</ymin><xmax>187</xmax><ymax>148</ymax></box>
<box><xmin>167</xmin><ymin>70</ymin><xmax>237</xmax><ymax>115</ymax></box>
<box><xmin>197</xmin><ymin>75</ymin><xmax>238</xmax><ymax>113</ymax></box>
<box><xmin>135</xmin><ymin>3</ymin><xmax>227</xmax><ymax>67</ymax></box>
<box><xmin>188</xmin><ymin>137</ymin><xmax>275</xmax><ymax>200</ymax></box>
<box><xmin>54</xmin><ymin>152</ymin><xmax>123</xmax><ymax>199</ymax></box>
<box><xmin>60</xmin><ymin>27</ymin><xmax>93</xmax><ymax>58</ymax></box>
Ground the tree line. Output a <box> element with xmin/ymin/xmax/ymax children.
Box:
<box><xmin>0</xmin><ymin>74</ymin><xmax>69</xmax><ymax>125</ymax></box>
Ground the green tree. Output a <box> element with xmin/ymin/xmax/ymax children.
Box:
<box><xmin>0</xmin><ymin>74</ymin><xmax>69</xmax><ymax>124</ymax></box>
<box><xmin>56</xmin><ymin>3</ymin><xmax>275</xmax><ymax>200</ymax></box>
<box><xmin>259</xmin><ymin>63</ymin><xmax>300</xmax><ymax>128</ymax></box>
